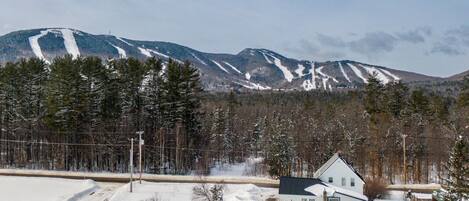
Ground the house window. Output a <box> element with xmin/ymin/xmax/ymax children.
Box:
<box><xmin>328</xmin><ymin>177</ymin><xmax>333</xmax><ymax>183</ymax></box>
<box><xmin>351</xmin><ymin>178</ymin><xmax>355</xmax><ymax>187</ymax></box>
<box><xmin>328</xmin><ymin>197</ymin><xmax>340</xmax><ymax>201</ymax></box>
<box><xmin>309</xmin><ymin>199</ymin><xmax>315</xmax><ymax>201</ymax></box>
<box><xmin>302</xmin><ymin>199</ymin><xmax>307</xmax><ymax>201</ymax></box>
<box><xmin>341</xmin><ymin>177</ymin><xmax>346</xmax><ymax>186</ymax></box>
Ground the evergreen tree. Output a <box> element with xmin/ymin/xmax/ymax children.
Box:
<box><xmin>266</xmin><ymin>115</ymin><xmax>294</xmax><ymax>178</ymax></box>
<box><xmin>443</xmin><ymin>136</ymin><xmax>469</xmax><ymax>201</ymax></box>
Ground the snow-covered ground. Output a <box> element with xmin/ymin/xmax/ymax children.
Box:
<box><xmin>208</xmin><ymin>157</ymin><xmax>268</xmax><ymax>178</ymax></box>
<box><xmin>109</xmin><ymin>181</ymin><xmax>277</xmax><ymax>201</ymax></box>
<box><xmin>0</xmin><ymin>176</ymin><xmax>98</xmax><ymax>201</ymax></box>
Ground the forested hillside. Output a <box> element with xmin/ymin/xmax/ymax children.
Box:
<box><xmin>0</xmin><ymin>56</ymin><xmax>467</xmax><ymax>184</ymax></box>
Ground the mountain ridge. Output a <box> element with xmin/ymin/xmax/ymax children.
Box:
<box><xmin>0</xmin><ymin>28</ymin><xmax>457</xmax><ymax>91</ymax></box>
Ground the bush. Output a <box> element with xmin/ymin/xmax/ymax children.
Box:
<box><xmin>364</xmin><ymin>177</ymin><xmax>388</xmax><ymax>200</ymax></box>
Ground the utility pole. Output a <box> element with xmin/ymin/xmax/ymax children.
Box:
<box><xmin>402</xmin><ymin>134</ymin><xmax>407</xmax><ymax>184</ymax></box>
<box><xmin>130</xmin><ymin>138</ymin><xmax>134</xmax><ymax>192</ymax></box>
<box><xmin>136</xmin><ymin>131</ymin><xmax>144</xmax><ymax>184</ymax></box>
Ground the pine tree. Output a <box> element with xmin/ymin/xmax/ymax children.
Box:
<box><xmin>266</xmin><ymin>115</ymin><xmax>294</xmax><ymax>178</ymax></box>
<box><xmin>443</xmin><ymin>136</ymin><xmax>469</xmax><ymax>201</ymax></box>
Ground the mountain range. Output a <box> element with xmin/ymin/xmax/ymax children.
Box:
<box><xmin>0</xmin><ymin>28</ymin><xmax>465</xmax><ymax>91</ymax></box>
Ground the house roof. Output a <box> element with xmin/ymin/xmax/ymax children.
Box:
<box><xmin>279</xmin><ymin>176</ymin><xmax>324</xmax><ymax>196</ymax></box>
<box><xmin>313</xmin><ymin>153</ymin><xmax>365</xmax><ymax>183</ymax></box>
<box><xmin>280</xmin><ymin>176</ymin><xmax>368</xmax><ymax>201</ymax></box>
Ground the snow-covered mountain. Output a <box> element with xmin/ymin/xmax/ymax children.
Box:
<box><xmin>0</xmin><ymin>28</ymin><xmax>443</xmax><ymax>91</ymax></box>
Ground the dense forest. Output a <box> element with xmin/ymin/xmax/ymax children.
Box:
<box><xmin>0</xmin><ymin>56</ymin><xmax>467</xmax><ymax>185</ymax></box>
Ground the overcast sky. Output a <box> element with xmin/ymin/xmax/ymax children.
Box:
<box><xmin>1</xmin><ymin>0</ymin><xmax>468</xmax><ymax>77</ymax></box>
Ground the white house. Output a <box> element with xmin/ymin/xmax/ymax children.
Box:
<box><xmin>313</xmin><ymin>153</ymin><xmax>365</xmax><ymax>195</ymax></box>
<box><xmin>279</xmin><ymin>153</ymin><xmax>367</xmax><ymax>201</ymax></box>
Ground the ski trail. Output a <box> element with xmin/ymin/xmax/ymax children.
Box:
<box><xmin>116</xmin><ymin>37</ymin><xmax>134</xmax><ymax>47</ymax></box>
<box><xmin>211</xmin><ymin>60</ymin><xmax>229</xmax><ymax>73</ymax></box>
<box><xmin>138</xmin><ymin>47</ymin><xmax>152</xmax><ymax>57</ymax></box>
<box><xmin>316</xmin><ymin>66</ymin><xmax>339</xmax><ymax>83</ymax></box>
<box><xmin>379</xmin><ymin>68</ymin><xmax>401</xmax><ymax>80</ymax></box>
<box><xmin>190</xmin><ymin>52</ymin><xmax>207</xmax><ymax>65</ymax></box>
<box><xmin>347</xmin><ymin>63</ymin><xmax>368</xmax><ymax>83</ymax></box>
<box><xmin>223</xmin><ymin>61</ymin><xmax>242</xmax><ymax>74</ymax></box>
<box><xmin>261</xmin><ymin>52</ymin><xmax>273</xmax><ymax>64</ymax></box>
<box><xmin>110</xmin><ymin>43</ymin><xmax>126</xmax><ymax>58</ymax></box>
<box><xmin>295</xmin><ymin>64</ymin><xmax>305</xmax><ymax>77</ymax></box>
<box><xmin>60</xmin><ymin>29</ymin><xmax>80</xmax><ymax>59</ymax></box>
<box><xmin>359</xmin><ymin>64</ymin><xmax>390</xmax><ymax>84</ymax></box>
<box><xmin>311</xmin><ymin>62</ymin><xmax>317</xmax><ymax>89</ymax></box>
<box><xmin>339</xmin><ymin>62</ymin><xmax>351</xmax><ymax>82</ymax></box>
<box><xmin>266</xmin><ymin>54</ymin><xmax>294</xmax><ymax>82</ymax></box>
<box><xmin>28</xmin><ymin>30</ymin><xmax>51</xmax><ymax>64</ymax></box>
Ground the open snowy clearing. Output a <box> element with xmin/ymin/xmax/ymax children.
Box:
<box><xmin>0</xmin><ymin>176</ymin><xmax>98</xmax><ymax>201</ymax></box>
<box><xmin>109</xmin><ymin>181</ymin><xmax>278</xmax><ymax>201</ymax></box>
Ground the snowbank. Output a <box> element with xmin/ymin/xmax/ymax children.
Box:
<box><xmin>0</xmin><ymin>176</ymin><xmax>98</xmax><ymax>201</ymax></box>
<box><xmin>109</xmin><ymin>181</ymin><xmax>277</xmax><ymax>201</ymax></box>
<box><xmin>209</xmin><ymin>157</ymin><xmax>267</xmax><ymax>178</ymax></box>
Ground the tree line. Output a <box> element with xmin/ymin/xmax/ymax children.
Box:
<box><xmin>0</xmin><ymin>55</ymin><xmax>467</xmax><ymax>186</ymax></box>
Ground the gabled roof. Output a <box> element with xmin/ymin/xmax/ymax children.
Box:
<box><xmin>313</xmin><ymin>153</ymin><xmax>365</xmax><ymax>183</ymax></box>
<box><xmin>279</xmin><ymin>176</ymin><xmax>324</xmax><ymax>196</ymax></box>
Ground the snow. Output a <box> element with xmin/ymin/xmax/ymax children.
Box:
<box><xmin>109</xmin><ymin>182</ymin><xmax>277</xmax><ymax>201</ymax></box>
<box><xmin>385</xmin><ymin>190</ymin><xmax>433</xmax><ymax>201</ymax></box>
<box><xmin>379</xmin><ymin>68</ymin><xmax>401</xmax><ymax>81</ymax></box>
<box><xmin>245</xmin><ymin>72</ymin><xmax>251</xmax><ymax>80</ymax></box>
<box><xmin>211</xmin><ymin>60</ymin><xmax>230</xmax><ymax>73</ymax></box>
<box><xmin>347</xmin><ymin>63</ymin><xmax>368</xmax><ymax>83</ymax></box>
<box><xmin>138</xmin><ymin>47</ymin><xmax>152</xmax><ymax>57</ymax></box>
<box><xmin>28</xmin><ymin>30</ymin><xmax>51</xmax><ymax>64</ymax></box>
<box><xmin>316</xmin><ymin>66</ymin><xmax>338</xmax><ymax>90</ymax></box>
<box><xmin>359</xmin><ymin>64</ymin><xmax>391</xmax><ymax>84</ymax></box>
<box><xmin>148</xmin><ymin>48</ymin><xmax>170</xmax><ymax>59</ymax></box>
<box><xmin>267</xmin><ymin>54</ymin><xmax>294</xmax><ymax>82</ymax></box>
<box><xmin>303</xmin><ymin>62</ymin><xmax>318</xmax><ymax>90</ymax></box>
<box><xmin>223</xmin><ymin>61</ymin><xmax>242</xmax><ymax>74</ymax></box>
<box><xmin>60</xmin><ymin>29</ymin><xmax>81</xmax><ymax>59</ymax></box>
<box><xmin>304</xmin><ymin>183</ymin><xmax>368</xmax><ymax>201</ymax></box>
<box><xmin>209</xmin><ymin>157</ymin><xmax>266</xmax><ymax>177</ymax></box>
<box><xmin>235</xmin><ymin>80</ymin><xmax>271</xmax><ymax>90</ymax></box>
<box><xmin>190</xmin><ymin>52</ymin><xmax>207</xmax><ymax>65</ymax></box>
<box><xmin>302</xmin><ymin>80</ymin><xmax>315</xmax><ymax>91</ymax></box>
<box><xmin>0</xmin><ymin>176</ymin><xmax>98</xmax><ymax>201</ymax></box>
<box><xmin>295</xmin><ymin>64</ymin><xmax>305</xmax><ymax>77</ymax></box>
<box><xmin>311</xmin><ymin>62</ymin><xmax>317</xmax><ymax>89</ymax></box>
<box><xmin>116</xmin><ymin>37</ymin><xmax>134</xmax><ymax>46</ymax></box>
<box><xmin>339</xmin><ymin>62</ymin><xmax>351</xmax><ymax>82</ymax></box>
<box><xmin>110</xmin><ymin>44</ymin><xmax>127</xmax><ymax>58</ymax></box>
<box><xmin>316</xmin><ymin>66</ymin><xmax>339</xmax><ymax>83</ymax></box>
<box><xmin>261</xmin><ymin>52</ymin><xmax>273</xmax><ymax>64</ymax></box>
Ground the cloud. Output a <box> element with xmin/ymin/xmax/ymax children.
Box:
<box><xmin>428</xmin><ymin>26</ymin><xmax>469</xmax><ymax>56</ymax></box>
<box><xmin>349</xmin><ymin>32</ymin><xmax>398</xmax><ymax>55</ymax></box>
<box><xmin>430</xmin><ymin>42</ymin><xmax>465</xmax><ymax>55</ymax></box>
<box><xmin>284</xmin><ymin>39</ymin><xmax>345</xmax><ymax>61</ymax></box>
<box><xmin>446</xmin><ymin>25</ymin><xmax>469</xmax><ymax>46</ymax></box>
<box><xmin>396</xmin><ymin>30</ymin><xmax>425</xmax><ymax>43</ymax></box>
<box><xmin>316</xmin><ymin>34</ymin><xmax>346</xmax><ymax>47</ymax></box>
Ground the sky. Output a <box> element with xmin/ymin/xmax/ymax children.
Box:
<box><xmin>1</xmin><ymin>0</ymin><xmax>468</xmax><ymax>77</ymax></box>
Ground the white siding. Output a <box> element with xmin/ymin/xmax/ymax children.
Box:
<box><xmin>318</xmin><ymin>159</ymin><xmax>364</xmax><ymax>194</ymax></box>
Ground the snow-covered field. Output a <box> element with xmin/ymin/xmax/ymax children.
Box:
<box><xmin>0</xmin><ymin>176</ymin><xmax>98</xmax><ymax>201</ymax></box>
<box><xmin>109</xmin><ymin>181</ymin><xmax>277</xmax><ymax>201</ymax></box>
